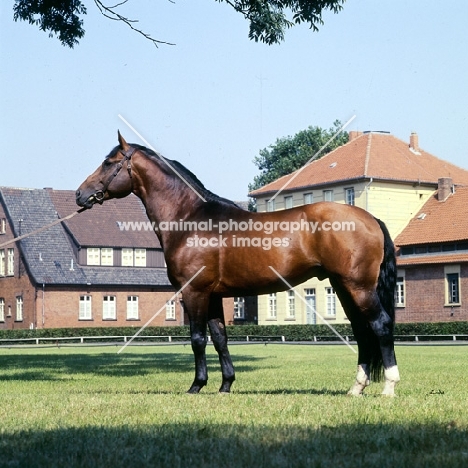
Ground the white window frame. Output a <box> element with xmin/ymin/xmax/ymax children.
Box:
<box><xmin>0</xmin><ymin>298</ymin><xmax>5</xmax><ymax>322</ymax></box>
<box><xmin>100</xmin><ymin>248</ymin><xmax>114</xmax><ymax>266</ymax></box>
<box><xmin>103</xmin><ymin>296</ymin><xmax>116</xmax><ymax>320</ymax></box>
<box><xmin>234</xmin><ymin>297</ymin><xmax>245</xmax><ymax>319</ymax></box>
<box><xmin>122</xmin><ymin>248</ymin><xmax>134</xmax><ymax>267</ymax></box>
<box><xmin>7</xmin><ymin>248</ymin><xmax>14</xmax><ymax>276</ymax></box>
<box><xmin>396</xmin><ymin>276</ymin><xmax>405</xmax><ymax>307</ymax></box>
<box><xmin>16</xmin><ymin>296</ymin><xmax>23</xmax><ymax>321</ymax></box>
<box><xmin>79</xmin><ymin>295</ymin><xmax>92</xmax><ymax>320</ymax></box>
<box><xmin>284</xmin><ymin>196</ymin><xmax>293</xmax><ymax>210</ymax></box>
<box><xmin>287</xmin><ymin>290</ymin><xmax>295</xmax><ymax>319</ymax></box>
<box><xmin>304</xmin><ymin>193</ymin><xmax>313</xmax><ymax>205</ymax></box>
<box><xmin>446</xmin><ymin>273</ymin><xmax>460</xmax><ymax>305</ymax></box>
<box><xmin>445</xmin><ymin>265</ymin><xmax>461</xmax><ymax>306</ymax></box>
<box><xmin>165</xmin><ymin>299</ymin><xmax>176</xmax><ymax>320</ymax></box>
<box><xmin>268</xmin><ymin>293</ymin><xmax>277</xmax><ymax>319</ymax></box>
<box><xmin>323</xmin><ymin>190</ymin><xmax>334</xmax><ymax>202</ymax></box>
<box><xmin>266</xmin><ymin>199</ymin><xmax>275</xmax><ymax>212</ymax></box>
<box><xmin>134</xmin><ymin>249</ymin><xmax>146</xmax><ymax>267</ymax></box>
<box><xmin>0</xmin><ymin>250</ymin><xmax>5</xmax><ymax>276</ymax></box>
<box><xmin>87</xmin><ymin>248</ymin><xmax>100</xmax><ymax>266</ymax></box>
<box><xmin>126</xmin><ymin>296</ymin><xmax>139</xmax><ymax>320</ymax></box>
<box><xmin>326</xmin><ymin>287</ymin><xmax>336</xmax><ymax>317</ymax></box>
<box><xmin>345</xmin><ymin>187</ymin><xmax>355</xmax><ymax>206</ymax></box>
<box><xmin>0</xmin><ymin>218</ymin><xmax>6</xmax><ymax>234</ymax></box>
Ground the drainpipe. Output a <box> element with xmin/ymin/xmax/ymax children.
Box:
<box><xmin>42</xmin><ymin>283</ymin><xmax>45</xmax><ymax>327</ymax></box>
<box><xmin>365</xmin><ymin>178</ymin><xmax>373</xmax><ymax>212</ymax></box>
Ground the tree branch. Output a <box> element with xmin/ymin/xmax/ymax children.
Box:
<box><xmin>93</xmin><ymin>0</ymin><xmax>175</xmax><ymax>47</ymax></box>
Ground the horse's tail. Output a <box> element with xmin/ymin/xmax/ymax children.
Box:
<box><xmin>368</xmin><ymin>217</ymin><xmax>397</xmax><ymax>382</ymax></box>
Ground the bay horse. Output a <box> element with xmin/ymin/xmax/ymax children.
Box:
<box><xmin>76</xmin><ymin>132</ymin><xmax>400</xmax><ymax>396</ymax></box>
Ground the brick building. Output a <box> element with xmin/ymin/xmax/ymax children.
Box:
<box><xmin>0</xmin><ymin>187</ymin><xmax>242</xmax><ymax>329</ymax></box>
<box><xmin>394</xmin><ymin>180</ymin><xmax>468</xmax><ymax>322</ymax></box>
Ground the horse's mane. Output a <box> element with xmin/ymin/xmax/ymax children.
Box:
<box><xmin>108</xmin><ymin>145</ymin><xmax>241</xmax><ymax>208</ymax></box>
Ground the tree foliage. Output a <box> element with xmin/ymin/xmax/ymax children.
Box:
<box><xmin>217</xmin><ymin>0</ymin><xmax>346</xmax><ymax>45</ymax></box>
<box><xmin>12</xmin><ymin>0</ymin><xmax>346</xmax><ymax>48</ymax></box>
<box><xmin>248</xmin><ymin>120</ymin><xmax>349</xmax><ymax>193</ymax></box>
<box><xmin>13</xmin><ymin>0</ymin><xmax>87</xmax><ymax>48</ymax></box>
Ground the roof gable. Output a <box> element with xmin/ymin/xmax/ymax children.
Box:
<box><xmin>395</xmin><ymin>186</ymin><xmax>468</xmax><ymax>246</ymax></box>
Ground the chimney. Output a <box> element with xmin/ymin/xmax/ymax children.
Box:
<box><xmin>348</xmin><ymin>131</ymin><xmax>363</xmax><ymax>141</ymax></box>
<box><xmin>438</xmin><ymin>177</ymin><xmax>453</xmax><ymax>202</ymax></box>
<box><xmin>409</xmin><ymin>132</ymin><xmax>419</xmax><ymax>153</ymax></box>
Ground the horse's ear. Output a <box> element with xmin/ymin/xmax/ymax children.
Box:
<box><xmin>117</xmin><ymin>130</ymin><xmax>129</xmax><ymax>150</ymax></box>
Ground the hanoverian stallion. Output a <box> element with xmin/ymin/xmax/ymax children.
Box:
<box><xmin>76</xmin><ymin>132</ymin><xmax>400</xmax><ymax>396</ymax></box>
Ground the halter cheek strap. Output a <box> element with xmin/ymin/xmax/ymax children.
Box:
<box><xmin>93</xmin><ymin>146</ymin><xmax>137</xmax><ymax>203</ymax></box>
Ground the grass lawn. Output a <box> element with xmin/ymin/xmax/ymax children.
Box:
<box><xmin>0</xmin><ymin>343</ymin><xmax>467</xmax><ymax>467</ymax></box>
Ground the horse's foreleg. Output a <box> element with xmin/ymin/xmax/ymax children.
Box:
<box><xmin>187</xmin><ymin>318</ymin><xmax>208</xmax><ymax>394</ymax></box>
<box><xmin>208</xmin><ymin>296</ymin><xmax>235</xmax><ymax>393</ymax></box>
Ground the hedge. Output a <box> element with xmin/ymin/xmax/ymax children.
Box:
<box><xmin>1</xmin><ymin>322</ymin><xmax>468</xmax><ymax>341</ymax></box>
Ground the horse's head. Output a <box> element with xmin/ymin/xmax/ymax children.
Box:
<box><xmin>76</xmin><ymin>132</ymin><xmax>135</xmax><ymax>209</ymax></box>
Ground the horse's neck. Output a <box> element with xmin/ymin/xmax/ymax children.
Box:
<box><xmin>132</xmin><ymin>156</ymin><xmax>203</xmax><ymax>225</ymax></box>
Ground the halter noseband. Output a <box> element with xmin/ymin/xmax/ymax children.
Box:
<box><xmin>93</xmin><ymin>146</ymin><xmax>137</xmax><ymax>204</ymax></box>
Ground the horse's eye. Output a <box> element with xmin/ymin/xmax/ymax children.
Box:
<box><xmin>103</xmin><ymin>159</ymin><xmax>112</xmax><ymax>168</ymax></box>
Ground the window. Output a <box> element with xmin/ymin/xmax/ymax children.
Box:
<box><xmin>287</xmin><ymin>290</ymin><xmax>295</xmax><ymax>319</ymax></box>
<box><xmin>447</xmin><ymin>273</ymin><xmax>460</xmax><ymax>304</ymax></box>
<box><xmin>122</xmin><ymin>248</ymin><xmax>134</xmax><ymax>266</ymax></box>
<box><xmin>166</xmin><ymin>299</ymin><xmax>176</xmax><ymax>320</ymax></box>
<box><xmin>304</xmin><ymin>193</ymin><xmax>313</xmax><ymax>205</ymax></box>
<box><xmin>103</xmin><ymin>296</ymin><xmax>116</xmax><ymax>320</ymax></box>
<box><xmin>323</xmin><ymin>190</ymin><xmax>334</xmax><ymax>202</ymax></box>
<box><xmin>87</xmin><ymin>248</ymin><xmax>100</xmax><ymax>266</ymax></box>
<box><xmin>284</xmin><ymin>196</ymin><xmax>293</xmax><ymax>210</ymax></box>
<box><xmin>101</xmin><ymin>248</ymin><xmax>113</xmax><ymax>266</ymax></box>
<box><xmin>268</xmin><ymin>293</ymin><xmax>277</xmax><ymax>319</ymax></box>
<box><xmin>7</xmin><ymin>249</ymin><xmax>14</xmax><ymax>276</ymax></box>
<box><xmin>0</xmin><ymin>250</ymin><xmax>5</xmax><ymax>276</ymax></box>
<box><xmin>127</xmin><ymin>296</ymin><xmax>139</xmax><ymax>320</ymax></box>
<box><xmin>266</xmin><ymin>199</ymin><xmax>275</xmax><ymax>212</ymax></box>
<box><xmin>79</xmin><ymin>295</ymin><xmax>92</xmax><ymax>320</ymax></box>
<box><xmin>396</xmin><ymin>277</ymin><xmax>405</xmax><ymax>307</ymax></box>
<box><xmin>234</xmin><ymin>297</ymin><xmax>245</xmax><ymax>319</ymax></box>
<box><xmin>304</xmin><ymin>288</ymin><xmax>316</xmax><ymax>324</ymax></box>
<box><xmin>0</xmin><ymin>218</ymin><xmax>6</xmax><ymax>234</ymax></box>
<box><xmin>0</xmin><ymin>298</ymin><xmax>4</xmax><ymax>322</ymax></box>
<box><xmin>326</xmin><ymin>287</ymin><xmax>336</xmax><ymax>317</ymax></box>
<box><xmin>135</xmin><ymin>249</ymin><xmax>147</xmax><ymax>267</ymax></box>
<box><xmin>345</xmin><ymin>187</ymin><xmax>355</xmax><ymax>205</ymax></box>
<box><xmin>16</xmin><ymin>296</ymin><xmax>23</xmax><ymax>321</ymax></box>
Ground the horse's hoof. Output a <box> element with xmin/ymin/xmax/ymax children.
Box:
<box><xmin>187</xmin><ymin>383</ymin><xmax>204</xmax><ymax>394</ymax></box>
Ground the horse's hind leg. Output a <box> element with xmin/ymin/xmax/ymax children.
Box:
<box><xmin>367</xmin><ymin>306</ymin><xmax>400</xmax><ymax>396</ymax></box>
<box><xmin>331</xmin><ymin>281</ymin><xmax>371</xmax><ymax>396</ymax></box>
<box><xmin>348</xmin><ymin>316</ymin><xmax>372</xmax><ymax>396</ymax></box>
<box><xmin>207</xmin><ymin>295</ymin><xmax>235</xmax><ymax>393</ymax></box>
<box><xmin>351</xmin><ymin>291</ymin><xmax>400</xmax><ymax>396</ymax></box>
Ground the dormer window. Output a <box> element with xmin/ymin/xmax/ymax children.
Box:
<box><xmin>86</xmin><ymin>247</ymin><xmax>114</xmax><ymax>266</ymax></box>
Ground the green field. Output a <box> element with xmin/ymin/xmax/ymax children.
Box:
<box><xmin>0</xmin><ymin>344</ymin><xmax>467</xmax><ymax>467</ymax></box>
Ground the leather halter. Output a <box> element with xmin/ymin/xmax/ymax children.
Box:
<box><xmin>93</xmin><ymin>146</ymin><xmax>137</xmax><ymax>203</ymax></box>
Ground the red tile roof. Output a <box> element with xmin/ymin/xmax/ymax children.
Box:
<box><xmin>49</xmin><ymin>190</ymin><xmax>161</xmax><ymax>248</ymax></box>
<box><xmin>395</xmin><ymin>186</ymin><xmax>468</xmax><ymax>246</ymax></box>
<box><xmin>249</xmin><ymin>132</ymin><xmax>468</xmax><ymax>196</ymax></box>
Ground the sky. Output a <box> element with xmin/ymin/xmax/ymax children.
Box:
<box><xmin>1</xmin><ymin>0</ymin><xmax>468</xmax><ymax>202</ymax></box>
